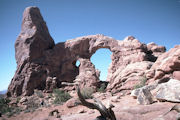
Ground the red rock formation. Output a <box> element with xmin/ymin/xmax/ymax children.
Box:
<box><xmin>147</xmin><ymin>42</ymin><xmax>166</xmax><ymax>59</ymax></box>
<box><xmin>151</xmin><ymin>45</ymin><xmax>180</xmax><ymax>82</ymax></box>
<box><xmin>7</xmin><ymin>6</ymin><xmax>168</xmax><ymax>97</ymax></box>
<box><xmin>7</xmin><ymin>7</ymin><xmax>55</xmax><ymax>97</ymax></box>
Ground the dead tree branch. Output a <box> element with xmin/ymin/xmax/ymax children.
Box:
<box><xmin>77</xmin><ymin>86</ymin><xmax>116</xmax><ymax>120</ymax></box>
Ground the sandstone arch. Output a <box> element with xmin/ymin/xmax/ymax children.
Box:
<box><xmin>7</xmin><ymin>7</ymin><xmax>166</xmax><ymax>97</ymax></box>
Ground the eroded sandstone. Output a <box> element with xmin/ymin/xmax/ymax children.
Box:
<box><xmin>8</xmin><ymin>6</ymin><xmax>180</xmax><ymax>97</ymax></box>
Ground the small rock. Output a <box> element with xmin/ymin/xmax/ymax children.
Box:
<box><xmin>65</xmin><ymin>98</ymin><xmax>80</xmax><ymax>108</ymax></box>
<box><xmin>44</xmin><ymin>96</ymin><xmax>51</xmax><ymax>99</ymax></box>
<box><xmin>130</xmin><ymin>89</ymin><xmax>140</xmax><ymax>99</ymax></box>
<box><xmin>19</xmin><ymin>97</ymin><xmax>28</xmax><ymax>104</ymax></box>
<box><xmin>22</xmin><ymin>105</ymin><xmax>28</xmax><ymax>110</ymax></box>
<box><xmin>53</xmin><ymin>112</ymin><xmax>61</xmax><ymax>118</ymax></box>
<box><xmin>49</xmin><ymin>109</ymin><xmax>60</xmax><ymax>118</ymax></box>
<box><xmin>111</xmin><ymin>97</ymin><xmax>119</xmax><ymax>103</ymax></box>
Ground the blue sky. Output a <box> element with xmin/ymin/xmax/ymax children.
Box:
<box><xmin>0</xmin><ymin>0</ymin><xmax>180</xmax><ymax>91</ymax></box>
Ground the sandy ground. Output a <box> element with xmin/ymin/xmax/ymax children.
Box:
<box><xmin>0</xmin><ymin>95</ymin><xmax>178</xmax><ymax>120</ymax></box>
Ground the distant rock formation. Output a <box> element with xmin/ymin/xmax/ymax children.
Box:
<box><xmin>8</xmin><ymin>6</ymin><xmax>180</xmax><ymax>97</ymax></box>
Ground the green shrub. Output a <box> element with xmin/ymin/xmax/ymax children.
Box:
<box><xmin>6</xmin><ymin>107</ymin><xmax>22</xmax><ymax>117</ymax></box>
<box><xmin>0</xmin><ymin>98</ymin><xmax>11</xmax><ymax>114</ymax></box>
<box><xmin>48</xmin><ymin>93</ymin><xmax>53</xmax><ymax>98</ymax></box>
<box><xmin>97</xmin><ymin>83</ymin><xmax>106</xmax><ymax>93</ymax></box>
<box><xmin>81</xmin><ymin>87</ymin><xmax>94</xmax><ymax>99</ymax></box>
<box><xmin>24</xmin><ymin>109</ymin><xmax>31</xmax><ymax>113</ymax></box>
<box><xmin>53</xmin><ymin>89</ymin><xmax>71</xmax><ymax>104</ymax></box>
<box><xmin>35</xmin><ymin>90</ymin><xmax>44</xmax><ymax>98</ymax></box>
<box><xmin>16</xmin><ymin>97</ymin><xmax>21</xmax><ymax>104</ymax></box>
<box><xmin>134</xmin><ymin>76</ymin><xmax>147</xmax><ymax>89</ymax></box>
<box><xmin>0</xmin><ymin>98</ymin><xmax>22</xmax><ymax>117</ymax></box>
<box><xmin>24</xmin><ymin>96</ymin><xmax>41</xmax><ymax>113</ymax></box>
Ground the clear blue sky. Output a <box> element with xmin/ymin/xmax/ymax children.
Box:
<box><xmin>0</xmin><ymin>0</ymin><xmax>180</xmax><ymax>91</ymax></box>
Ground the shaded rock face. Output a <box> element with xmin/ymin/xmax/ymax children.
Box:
<box><xmin>147</xmin><ymin>42</ymin><xmax>166</xmax><ymax>61</ymax></box>
<box><xmin>7</xmin><ymin>6</ymin><xmax>167</xmax><ymax>97</ymax></box>
<box><xmin>74</xmin><ymin>58</ymin><xmax>100</xmax><ymax>89</ymax></box>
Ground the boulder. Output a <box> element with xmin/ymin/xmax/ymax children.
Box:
<box><xmin>137</xmin><ymin>88</ymin><xmax>154</xmax><ymax>105</ymax></box>
<box><xmin>131</xmin><ymin>85</ymin><xmax>156</xmax><ymax>105</ymax></box>
<box><xmin>65</xmin><ymin>98</ymin><xmax>80</xmax><ymax>108</ymax></box>
<box><xmin>155</xmin><ymin>79</ymin><xmax>180</xmax><ymax>102</ymax></box>
<box><xmin>49</xmin><ymin>109</ymin><xmax>61</xmax><ymax>118</ymax></box>
<box><xmin>19</xmin><ymin>97</ymin><xmax>28</xmax><ymax>104</ymax></box>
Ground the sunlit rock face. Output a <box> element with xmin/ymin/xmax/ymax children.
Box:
<box><xmin>7</xmin><ymin>6</ymin><xmax>171</xmax><ymax>97</ymax></box>
<box><xmin>147</xmin><ymin>45</ymin><xmax>180</xmax><ymax>84</ymax></box>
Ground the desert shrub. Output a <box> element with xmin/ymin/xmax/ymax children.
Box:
<box><xmin>0</xmin><ymin>98</ymin><xmax>11</xmax><ymax>114</ymax></box>
<box><xmin>0</xmin><ymin>98</ymin><xmax>22</xmax><ymax>117</ymax></box>
<box><xmin>48</xmin><ymin>93</ymin><xmax>53</xmax><ymax>98</ymax></box>
<box><xmin>35</xmin><ymin>90</ymin><xmax>44</xmax><ymax>98</ymax></box>
<box><xmin>24</xmin><ymin>109</ymin><xmax>31</xmax><ymax>113</ymax></box>
<box><xmin>24</xmin><ymin>96</ymin><xmax>41</xmax><ymax>112</ymax></box>
<box><xmin>16</xmin><ymin>97</ymin><xmax>21</xmax><ymax>103</ymax></box>
<box><xmin>134</xmin><ymin>76</ymin><xmax>147</xmax><ymax>89</ymax></box>
<box><xmin>97</xmin><ymin>83</ymin><xmax>106</xmax><ymax>93</ymax></box>
<box><xmin>81</xmin><ymin>87</ymin><xmax>94</xmax><ymax>99</ymax></box>
<box><xmin>6</xmin><ymin>107</ymin><xmax>22</xmax><ymax>117</ymax></box>
<box><xmin>53</xmin><ymin>89</ymin><xmax>71</xmax><ymax>104</ymax></box>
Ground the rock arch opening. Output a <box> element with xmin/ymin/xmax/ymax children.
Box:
<box><xmin>91</xmin><ymin>48</ymin><xmax>112</xmax><ymax>81</ymax></box>
<box><xmin>76</xmin><ymin>60</ymin><xmax>80</xmax><ymax>67</ymax></box>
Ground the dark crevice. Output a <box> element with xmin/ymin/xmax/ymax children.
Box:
<box><xmin>145</xmin><ymin>50</ymin><xmax>157</xmax><ymax>62</ymax></box>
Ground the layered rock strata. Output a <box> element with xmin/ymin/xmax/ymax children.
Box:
<box><xmin>8</xmin><ymin>6</ymin><xmax>174</xmax><ymax>97</ymax></box>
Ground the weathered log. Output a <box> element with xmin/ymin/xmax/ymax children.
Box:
<box><xmin>77</xmin><ymin>86</ymin><xmax>116</xmax><ymax>120</ymax></box>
